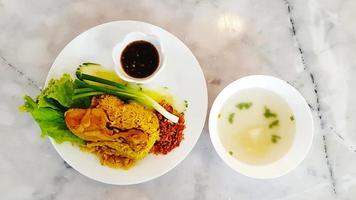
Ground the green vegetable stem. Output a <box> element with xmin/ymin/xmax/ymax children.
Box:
<box><xmin>75</xmin><ymin>65</ymin><xmax>179</xmax><ymax>123</ymax></box>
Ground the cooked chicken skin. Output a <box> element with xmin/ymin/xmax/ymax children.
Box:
<box><xmin>64</xmin><ymin>95</ymin><xmax>160</xmax><ymax>169</ymax></box>
<box><xmin>65</xmin><ymin>107</ymin><xmax>147</xmax><ymax>143</ymax></box>
<box><xmin>65</xmin><ymin>108</ymin><xmax>114</xmax><ymax>141</ymax></box>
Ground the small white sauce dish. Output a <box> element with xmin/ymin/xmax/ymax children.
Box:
<box><xmin>209</xmin><ymin>75</ymin><xmax>314</xmax><ymax>179</ymax></box>
<box><xmin>112</xmin><ymin>32</ymin><xmax>165</xmax><ymax>83</ymax></box>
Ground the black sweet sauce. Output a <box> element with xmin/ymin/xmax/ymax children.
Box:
<box><xmin>120</xmin><ymin>40</ymin><xmax>159</xmax><ymax>78</ymax></box>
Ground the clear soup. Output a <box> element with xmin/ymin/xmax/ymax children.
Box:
<box><xmin>218</xmin><ymin>88</ymin><xmax>296</xmax><ymax>165</ymax></box>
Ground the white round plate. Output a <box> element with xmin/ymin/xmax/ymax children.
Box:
<box><xmin>46</xmin><ymin>21</ymin><xmax>208</xmax><ymax>185</ymax></box>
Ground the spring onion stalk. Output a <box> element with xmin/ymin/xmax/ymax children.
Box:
<box><xmin>77</xmin><ymin>72</ymin><xmax>136</xmax><ymax>91</ymax></box>
<box><xmin>74</xmin><ymin>88</ymin><xmax>96</xmax><ymax>94</ymax></box>
<box><xmin>74</xmin><ymin>80</ymin><xmax>141</xmax><ymax>100</ymax></box>
<box><xmin>72</xmin><ymin>91</ymin><xmax>104</xmax><ymax>100</ymax></box>
<box><xmin>75</xmin><ymin>70</ymin><xmax>179</xmax><ymax>123</ymax></box>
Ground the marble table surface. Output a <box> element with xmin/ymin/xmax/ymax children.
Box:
<box><xmin>1</xmin><ymin>0</ymin><xmax>356</xmax><ymax>199</ymax></box>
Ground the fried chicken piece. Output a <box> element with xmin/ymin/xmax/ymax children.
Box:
<box><xmin>92</xmin><ymin>95</ymin><xmax>159</xmax><ymax>136</ymax></box>
<box><xmin>116</xmin><ymin>129</ymin><xmax>149</xmax><ymax>151</ymax></box>
<box><xmin>64</xmin><ymin>95</ymin><xmax>160</xmax><ymax>169</ymax></box>
<box><xmin>65</xmin><ymin>108</ymin><xmax>114</xmax><ymax>141</ymax></box>
<box><xmin>65</xmin><ymin>108</ymin><xmax>148</xmax><ymax>145</ymax></box>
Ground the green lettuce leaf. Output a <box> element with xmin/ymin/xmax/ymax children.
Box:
<box><xmin>37</xmin><ymin>74</ymin><xmax>74</xmax><ymax>110</ymax></box>
<box><xmin>20</xmin><ymin>74</ymin><xmax>86</xmax><ymax>145</ymax></box>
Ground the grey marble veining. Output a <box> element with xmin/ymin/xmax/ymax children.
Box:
<box><xmin>1</xmin><ymin>0</ymin><xmax>356</xmax><ymax>199</ymax></box>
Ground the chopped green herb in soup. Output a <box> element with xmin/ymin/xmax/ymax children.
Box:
<box><xmin>218</xmin><ymin>88</ymin><xmax>296</xmax><ymax>165</ymax></box>
<box><xmin>236</xmin><ymin>102</ymin><xmax>253</xmax><ymax>110</ymax></box>
<box><xmin>228</xmin><ymin>113</ymin><xmax>235</xmax><ymax>124</ymax></box>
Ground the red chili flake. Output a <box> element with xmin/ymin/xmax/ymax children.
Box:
<box><xmin>151</xmin><ymin>101</ymin><xmax>185</xmax><ymax>155</ymax></box>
